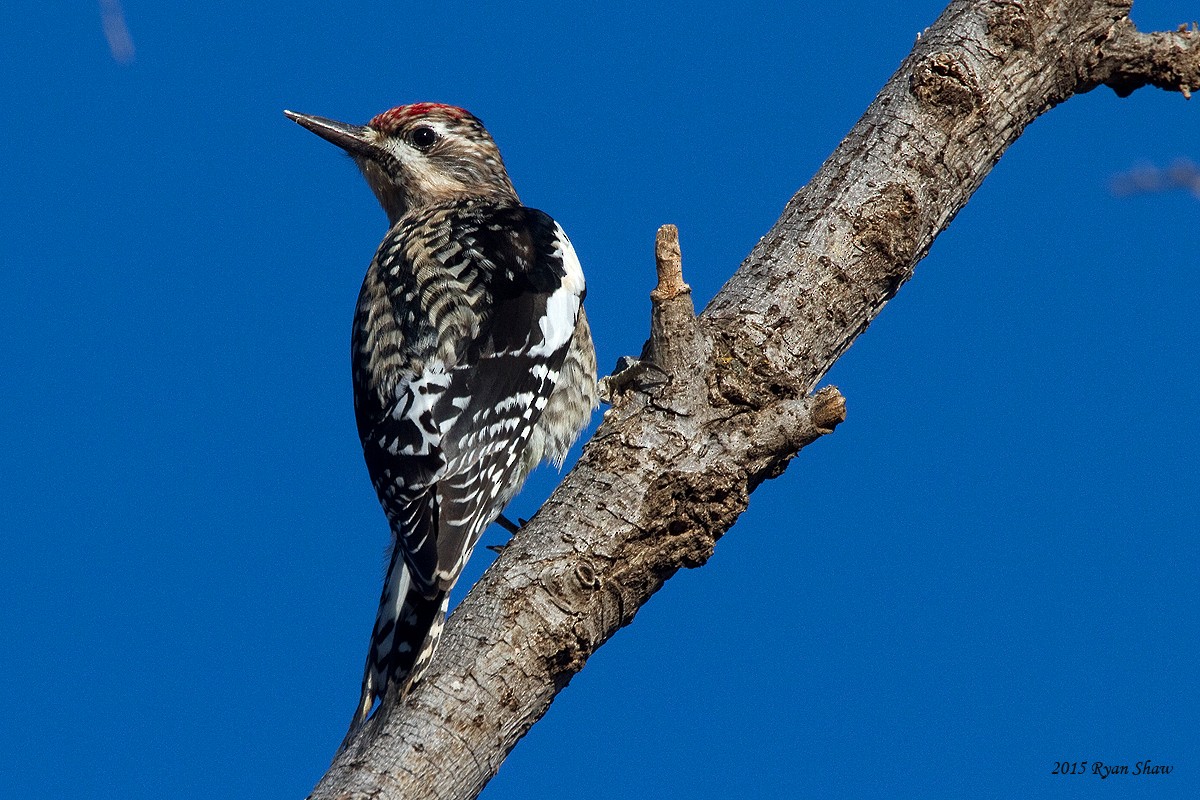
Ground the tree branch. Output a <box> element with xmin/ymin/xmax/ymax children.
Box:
<box><xmin>308</xmin><ymin>2</ymin><xmax>1196</xmax><ymax>797</ymax></box>
<box><xmin>1092</xmin><ymin>18</ymin><xmax>1200</xmax><ymax>97</ymax></box>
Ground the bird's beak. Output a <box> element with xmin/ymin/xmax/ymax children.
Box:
<box><xmin>284</xmin><ymin>110</ymin><xmax>383</xmax><ymax>160</ymax></box>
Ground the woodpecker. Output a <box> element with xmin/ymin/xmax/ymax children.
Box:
<box><xmin>285</xmin><ymin>103</ymin><xmax>597</xmax><ymax>735</ymax></box>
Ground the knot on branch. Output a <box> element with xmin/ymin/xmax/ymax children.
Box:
<box><xmin>706</xmin><ymin>329</ymin><xmax>796</xmax><ymax>410</ymax></box>
<box><xmin>538</xmin><ymin>559</ymin><xmax>604</xmax><ymax>615</ymax></box>
<box><xmin>986</xmin><ymin>1</ymin><xmax>1037</xmax><ymax>51</ymax></box>
<box><xmin>911</xmin><ymin>52</ymin><xmax>983</xmax><ymax>115</ymax></box>
<box><xmin>852</xmin><ymin>182</ymin><xmax>920</xmax><ymax>299</ymax></box>
<box><xmin>639</xmin><ymin>466</ymin><xmax>739</xmax><ymax>572</ymax></box>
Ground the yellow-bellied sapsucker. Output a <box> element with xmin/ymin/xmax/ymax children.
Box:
<box><xmin>285</xmin><ymin>103</ymin><xmax>597</xmax><ymax>735</ymax></box>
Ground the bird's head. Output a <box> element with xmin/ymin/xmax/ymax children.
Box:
<box><xmin>285</xmin><ymin>103</ymin><xmax>518</xmax><ymax>224</ymax></box>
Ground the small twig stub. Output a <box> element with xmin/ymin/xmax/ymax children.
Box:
<box><xmin>650</xmin><ymin>224</ymin><xmax>690</xmax><ymax>302</ymax></box>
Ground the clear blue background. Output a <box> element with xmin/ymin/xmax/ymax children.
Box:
<box><xmin>1</xmin><ymin>2</ymin><xmax>1195</xmax><ymax>798</ymax></box>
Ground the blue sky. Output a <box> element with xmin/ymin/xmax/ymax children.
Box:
<box><xmin>1</xmin><ymin>2</ymin><xmax>1196</xmax><ymax>798</ymax></box>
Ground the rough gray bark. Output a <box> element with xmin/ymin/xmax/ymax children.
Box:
<box><xmin>309</xmin><ymin>2</ymin><xmax>1198</xmax><ymax>798</ymax></box>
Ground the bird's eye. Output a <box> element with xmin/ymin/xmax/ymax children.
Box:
<box><xmin>409</xmin><ymin>126</ymin><xmax>439</xmax><ymax>151</ymax></box>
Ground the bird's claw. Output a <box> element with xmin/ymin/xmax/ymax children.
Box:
<box><xmin>598</xmin><ymin>356</ymin><xmax>670</xmax><ymax>403</ymax></box>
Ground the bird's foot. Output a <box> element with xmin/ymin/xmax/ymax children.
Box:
<box><xmin>487</xmin><ymin>514</ymin><xmax>529</xmax><ymax>553</ymax></box>
<box><xmin>598</xmin><ymin>356</ymin><xmax>670</xmax><ymax>403</ymax></box>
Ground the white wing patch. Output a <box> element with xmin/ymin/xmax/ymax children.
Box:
<box><xmin>552</xmin><ymin>222</ymin><xmax>586</xmax><ymax>295</ymax></box>
<box><xmin>529</xmin><ymin>289</ymin><xmax>580</xmax><ymax>358</ymax></box>
<box><xmin>527</xmin><ymin>224</ymin><xmax>584</xmax><ymax>358</ymax></box>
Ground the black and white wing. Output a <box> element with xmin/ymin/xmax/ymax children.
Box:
<box><xmin>348</xmin><ymin>200</ymin><xmax>585</xmax><ymax>728</ymax></box>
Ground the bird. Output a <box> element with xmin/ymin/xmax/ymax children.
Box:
<box><xmin>284</xmin><ymin>103</ymin><xmax>597</xmax><ymax>737</ymax></box>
